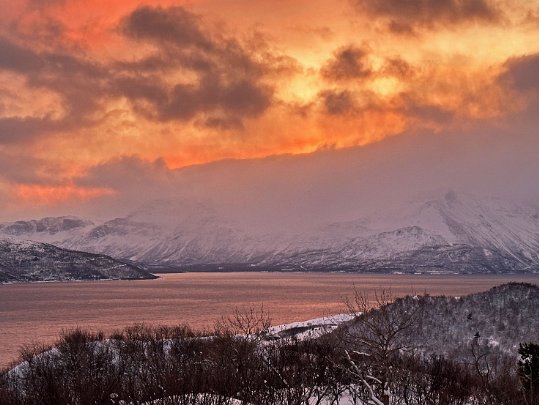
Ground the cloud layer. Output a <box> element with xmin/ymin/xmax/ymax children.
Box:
<box><xmin>0</xmin><ymin>0</ymin><xmax>538</xmax><ymax>217</ymax></box>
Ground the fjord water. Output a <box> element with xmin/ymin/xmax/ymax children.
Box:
<box><xmin>1</xmin><ymin>272</ymin><xmax>539</xmax><ymax>368</ymax></box>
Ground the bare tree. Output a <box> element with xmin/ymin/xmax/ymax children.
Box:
<box><xmin>342</xmin><ymin>288</ymin><xmax>423</xmax><ymax>405</ymax></box>
<box><xmin>215</xmin><ymin>305</ymin><xmax>272</xmax><ymax>339</ymax></box>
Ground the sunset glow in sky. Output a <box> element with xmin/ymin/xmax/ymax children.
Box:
<box><xmin>1</xmin><ymin>0</ymin><xmax>539</xmax><ymax>213</ymax></box>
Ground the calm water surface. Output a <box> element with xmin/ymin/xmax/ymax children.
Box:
<box><xmin>1</xmin><ymin>272</ymin><xmax>539</xmax><ymax>368</ymax></box>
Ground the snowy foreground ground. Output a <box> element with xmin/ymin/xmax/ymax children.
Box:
<box><xmin>8</xmin><ymin>313</ymin><xmax>355</xmax><ymax>375</ymax></box>
<box><xmin>144</xmin><ymin>393</ymin><xmax>356</xmax><ymax>405</ymax></box>
<box><xmin>268</xmin><ymin>314</ymin><xmax>355</xmax><ymax>340</ymax></box>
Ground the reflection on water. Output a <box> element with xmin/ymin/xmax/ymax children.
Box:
<box><xmin>1</xmin><ymin>272</ymin><xmax>538</xmax><ymax>368</ymax></box>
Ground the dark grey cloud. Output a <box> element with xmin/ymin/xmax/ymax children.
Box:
<box><xmin>111</xmin><ymin>75</ymin><xmax>166</xmax><ymax>118</ymax></box>
<box><xmin>167</xmin><ymin>78</ymin><xmax>271</xmax><ymax>120</ymax></box>
<box><xmin>501</xmin><ymin>53</ymin><xmax>539</xmax><ymax>92</ymax></box>
<box><xmin>0</xmin><ymin>117</ymin><xmax>59</xmax><ymax>144</ymax></box>
<box><xmin>121</xmin><ymin>6</ymin><xmax>214</xmax><ymax>51</ymax></box>
<box><xmin>0</xmin><ymin>38</ymin><xmax>44</xmax><ymax>73</ymax></box>
<box><xmin>381</xmin><ymin>57</ymin><xmax>415</xmax><ymax>78</ymax></box>
<box><xmin>32</xmin><ymin>57</ymin><xmax>105</xmax><ymax>121</ymax></box>
<box><xmin>320</xmin><ymin>90</ymin><xmax>356</xmax><ymax>115</ymax></box>
<box><xmin>120</xmin><ymin>6</ymin><xmax>263</xmax><ymax>77</ymax></box>
<box><xmin>115</xmin><ymin>51</ymin><xmax>215</xmax><ymax>74</ymax></box>
<box><xmin>354</xmin><ymin>0</ymin><xmax>501</xmax><ymax>31</ymax></box>
<box><xmin>321</xmin><ymin>45</ymin><xmax>372</xmax><ymax>82</ymax></box>
<box><xmin>0</xmin><ymin>36</ymin><xmax>107</xmax><ymax>144</ymax></box>
<box><xmin>202</xmin><ymin>116</ymin><xmax>244</xmax><ymax>130</ymax></box>
<box><xmin>209</xmin><ymin>79</ymin><xmax>272</xmax><ymax>117</ymax></box>
<box><xmin>0</xmin><ymin>37</ymin><xmax>102</xmax><ymax>80</ymax></box>
<box><xmin>115</xmin><ymin>6</ymin><xmax>274</xmax><ymax>124</ymax></box>
<box><xmin>498</xmin><ymin>53</ymin><xmax>539</xmax><ymax>121</ymax></box>
<box><xmin>114</xmin><ymin>74</ymin><xmax>271</xmax><ymax>122</ymax></box>
<box><xmin>0</xmin><ymin>5</ymin><xmax>279</xmax><ymax>145</ymax></box>
<box><xmin>387</xmin><ymin>20</ymin><xmax>417</xmax><ymax>36</ymax></box>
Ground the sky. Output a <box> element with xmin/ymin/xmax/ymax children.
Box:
<box><xmin>1</xmin><ymin>0</ymin><xmax>539</xmax><ymax>219</ymax></box>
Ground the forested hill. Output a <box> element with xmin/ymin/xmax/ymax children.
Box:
<box><xmin>343</xmin><ymin>282</ymin><xmax>539</xmax><ymax>361</ymax></box>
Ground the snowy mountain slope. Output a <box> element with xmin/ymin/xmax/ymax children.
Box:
<box><xmin>1</xmin><ymin>192</ymin><xmax>538</xmax><ymax>273</ymax></box>
<box><xmin>68</xmin><ymin>202</ymin><xmax>263</xmax><ymax>265</ymax></box>
<box><xmin>241</xmin><ymin>192</ymin><xmax>539</xmax><ymax>272</ymax></box>
<box><xmin>0</xmin><ymin>238</ymin><xmax>156</xmax><ymax>282</ymax></box>
<box><xmin>0</xmin><ymin>217</ymin><xmax>94</xmax><ymax>243</ymax></box>
<box><xmin>407</xmin><ymin>193</ymin><xmax>539</xmax><ymax>262</ymax></box>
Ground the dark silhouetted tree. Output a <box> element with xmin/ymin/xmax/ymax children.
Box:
<box><xmin>518</xmin><ymin>342</ymin><xmax>539</xmax><ymax>404</ymax></box>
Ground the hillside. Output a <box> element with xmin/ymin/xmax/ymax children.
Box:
<box><xmin>0</xmin><ymin>238</ymin><xmax>156</xmax><ymax>282</ymax></box>
<box><xmin>341</xmin><ymin>282</ymin><xmax>539</xmax><ymax>361</ymax></box>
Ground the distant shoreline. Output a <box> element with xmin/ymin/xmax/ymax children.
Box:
<box><xmin>3</xmin><ymin>269</ymin><xmax>539</xmax><ymax>285</ymax></box>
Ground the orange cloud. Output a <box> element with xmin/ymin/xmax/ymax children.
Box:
<box><xmin>14</xmin><ymin>184</ymin><xmax>115</xmax><ymax>205</ymax></box>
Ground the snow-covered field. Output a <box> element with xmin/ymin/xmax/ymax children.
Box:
<box><xmin>268</xmin><ymin>313</ymin><xmax>355</xmax><ymax>341</ymax></box>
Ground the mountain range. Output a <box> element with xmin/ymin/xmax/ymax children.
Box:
<box><xmin>1</xmin><ymin>191</ymin><xmax>538</xmax><ymax>274</ymax></box>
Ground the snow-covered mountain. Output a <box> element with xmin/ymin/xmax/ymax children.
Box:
<box><xmin>1</xmin><ymin>192</ymin><xmax>538</xmax><ymax>274</ymax></box>
<box><xmin>257</xmin><ymin>192</ymin><xmax>539</xmax><ymax>273</ymax></box>
<box><xmin>0</xmin><ymin>238</ymin><xmax>156</xmax><ymax>282</ymax></box>
<box><xmin>0</xmin><ymin>216</ymin><xmax>94</xmax><ymax>236</ymax></box>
